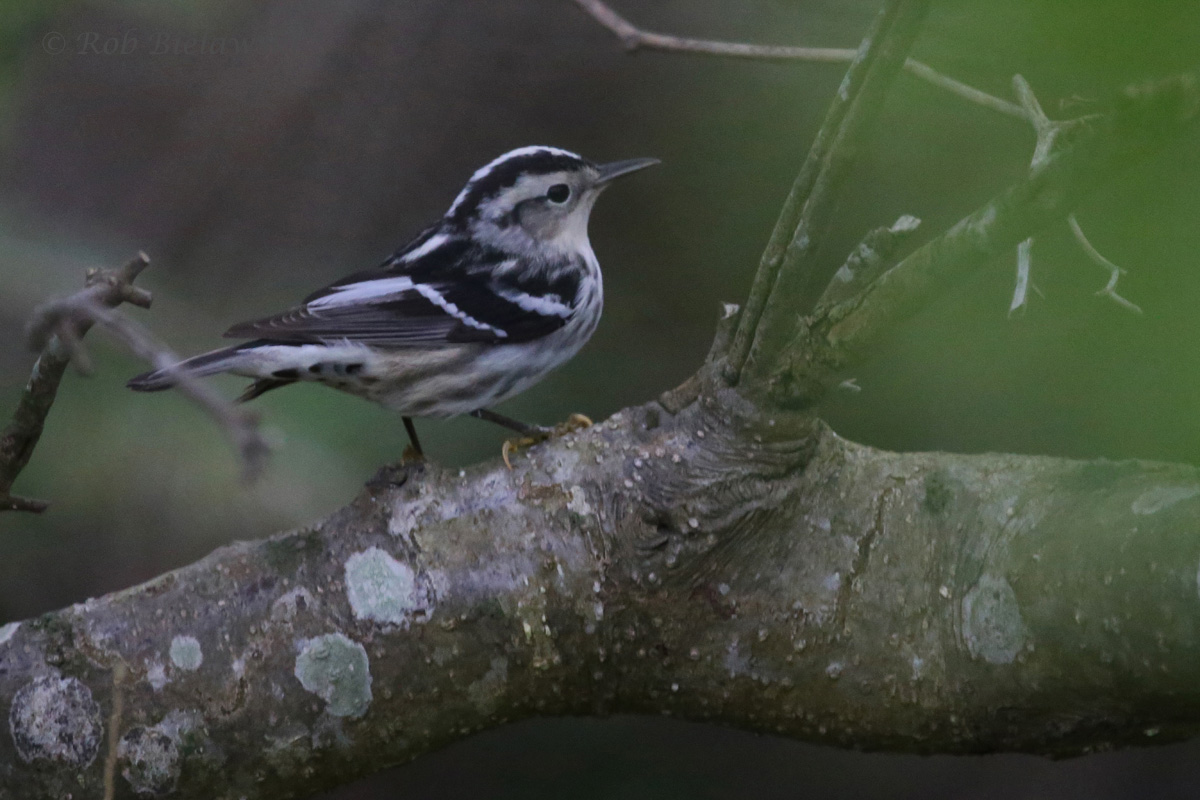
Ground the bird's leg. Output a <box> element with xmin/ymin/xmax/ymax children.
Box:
<box><xmin>402</xmin><ymin>416</ymin><xmax>424</xmax><ymax>462</ymax></box>
<box><xmin>470</xmin><ymin>409</ymin><xmax>592</xmax><ymax>468</ymax></box>
<box><xmin>471</xmin><ymin>409</ymin><xmax>542</xmax><ymax>469</ymax></box>
<box><xmin>470</xmin><ymin>408</ymin><xmax>548</xmax><ymax>437</ymax></box>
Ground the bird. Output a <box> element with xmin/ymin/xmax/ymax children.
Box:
<box><xmin>128</xmin><ymin>145</ymin><xmax>659</xmax><ymax>461</ymax></box>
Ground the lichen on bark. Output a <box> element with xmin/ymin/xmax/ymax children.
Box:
<box><xmin>4</xmin><ymin>391</ymin><xmax>1200</xmax><ymax>797</ymax></box>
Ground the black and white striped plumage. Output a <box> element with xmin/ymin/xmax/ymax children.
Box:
<box><xmin>129</xmin><ymin>146</ymin><xmax>657</xmax><ymax>427</ymax></box>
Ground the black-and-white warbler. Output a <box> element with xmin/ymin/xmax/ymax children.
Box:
<box><xmin>129</xmin><ymin>146</ymin><xmax>658</xmax><ymax>456</ymax></box>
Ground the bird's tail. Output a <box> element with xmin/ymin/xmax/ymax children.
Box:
<box><xmin>126</xmin><ymin>345</ymin><xmax>246</xmax><ymax>392</ymax></box>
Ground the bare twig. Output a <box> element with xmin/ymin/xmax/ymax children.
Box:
<box><xmin>1014</xmin><ymin>74</ymin><xmax>1054</xmax><ymax>145</ymax></box>
<box><xmin>0</xmin><ymin>495</ymin><xmax>48</xmax><ymax>513</ymax></box>
<box><xmin>1009</xmin><ymin>238</ymin><xmax>1033</xmax><ymax>316</ymax></box>
<box><xmin>1069</xmin><ymin>215</ymin><xmax>1125</xmax><ymax>276</ymax></box>
<box><xmin>1008</xmin><ymin>77</ymin><xmax>1142</xmax><ymax>316</ymax></box>
<box><xmin>771</xmin><ymin>73</ymin><xmax>1200</xmax><ymax>407</ymax></box>
<box><xmin>27</xmin><ymin>296</ymin><xmax>269</xmax><ymax>482</ymax></box>
<box><xmin>2</xmin><ymin>254</ymin><xmax>268</xmax><ymax>513</ymax></box>
<box><xmin>818</xmin><ymin>214</ymin><xmax>921</xmax><ymax>307</ymax></box>
<box><xmin>575</xmin><ymin>0</ymin><xmax>1025</xmax><ymax>383</ymax></box>
<box><xmin>1070</xmin><ymin>215</ymin><xmax>1143</xmax><ymax>314</ymax></box>
<box><xmin>735</xmin><ymin>0</ymin><xmax>932</xmax><ymax>384</ymax></box>
<box><xmin>1</xmin><ymin>253</ymin><xmax>152</xmax><ymax>513</ymax></box>
<box><xmin>659</xmin><ymin>301</ymin><xmax>741</xmax><ymax>413</ymax></box>
<box><xmin>723</xmin><ymin>3</ymin><xmax>898</xmax><ymax>383</ymax></box>
<box><xmin>900</xmin><ymin>58</ymin><xmax>1026</xmax><ymax>119</ymax></box>
<box><xmin>1007</xmin><ymin>75</ymin><xmax>1064</xmax><ymax>317</ymax></box>
<box><xmin>571</xmin><ymin>0</ymin><xmax>1026</xmax><ymax>119</ymax></box>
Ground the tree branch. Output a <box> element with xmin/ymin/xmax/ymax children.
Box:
<box><xmin>28</xmin><ymin>296</ymin><xmax>270</xmax><ymax>482</ymax></box>
<box><xmin>721</xmin><ymin>6</ymin><xmax>891</xmax><ymax>385</ymax></box>
<box><xmin>736</xmin><ymin>0</ymin><xmax>932</xmax><ymax>385</ymax></box>
<box><xmin>6</xmin><ymin>398</ymin><xmax>1200</xmax><ymax>797</ymax></box>
<box><xmin>1069</xmin><ymin>214</ymin><xmax>1143</xmax><ymax>314</ymax></box>
<box><xmin>1009</xmin><ymin>237</ymin><xmax>1034</xmax><ymax>316</ymax></box>
<box><xmin>817</xmin><ymin>214</ymin><xmax>922</xmax><ymax>308</ymax></box>
<box><xmin>0</xmin><ymin>254</ymin><xmax>153</xmax><ymax>513</ymax></box>
<box><xmin>1006</xmin><ymin>76</ymin><xmax>1141</xmax><ymax>317</ymax></box>
<box><xmin>1</xmin><ymin>9</ymin><xmax>1194</xmax><ymax>799</ymax></box>
<box><xmin>1</xmin><ymin>255</ymin><xmax>270</xmax><ymax>513</ymax></box>
<box><xmin>720</xmin><ymin>0</ymin><xmax>932</xmax><ymax>388</ymax></box>
<box><xmin>1007</xmin><ymin>74</ymin><xmax>1062</xmax><ymax>317</ymax></box>
<box><xmin>769</xmin><ymin>73</ymin><xmax>1200</xmax><ymax>407</ymax></box>
<box><xmin>571</xmin><ymin>0</ymin><xmax>1026</xmax><ymax>119</ymax></box>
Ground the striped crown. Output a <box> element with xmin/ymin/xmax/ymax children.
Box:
<box><xmin>445</xmin><ymin>146</ymin><xmax>592</xmax><ymax>224</ymax></box>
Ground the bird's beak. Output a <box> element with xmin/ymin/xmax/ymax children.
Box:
<box><xmin>595</xmin><ymin>157</ymin><xmax>660</xmax><ymax>185</ymax></box>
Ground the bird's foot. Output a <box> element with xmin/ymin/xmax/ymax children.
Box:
<box><xmin>501</xmin><ymin>413</ymin><xmax>593</xmax><ymax>469</ymax></box>
<box><xmin>400</xmin><ymin>444</ymin><xmax>425</xmax><ymax>465</ymax></box>
<box><xmin>555</xmin><ymin>412</ymin><xmax>594</xmax><ymax>436</ymax></box>
<box><xmin>500</xmin><ymin>436</ymin><xmax>539</xmax><ymax>469</ymax></box>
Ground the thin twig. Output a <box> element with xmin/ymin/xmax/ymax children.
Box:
<box><xmin>770</xmin><ymin>73</ymin><xmax>1200</xmax><ymax>407</ymax></box>
<box><xmin>1009</xmin><ymin>238</ymin><xmax>1033</xmax><ymax>316</ymax></box>
<box><xmin>28</xmin><ymin>296</ymin><xmax>270</xmax><ymax>482</ymax></box>
<box><xmin>738</xmin><ymin>0</ymin><xmax>933</xmax><ymax>383</ymax></box>
<box><xmin>1069</xmin><ymin>215</ymin><xmax>1125</xmax><ymax>276</ymax></box>
<box><xmin>577</xmin><ymin>0</ymin><xmax>1018</xmax><ymax>383</ymax></box>
<box><xmin>2</xmin><ymin>254</ymin><xmax>269</xmax><ymax>513</ymax></box>
<box><xmin>900</xmin><ymin>58</ymin><xmax>1026</xmax><ymax>119</ymax></box>
<box><xmin>1013</xmin><ymin>76</ymin><xmax>1069</xmax><ymax>168</ymax></box>
<box><xmin>0</xmin><ymin>495</ymin><xmax>48</xmax><ymax>513</ymax></box>
<box><xmin>0</xmin><ymin>343</ymin><xmax>68</xmax><ymax>513</ymax></box>
<box><xmin>571</xmin><ymin>0</ymin><xmax>1026</xmax><ymax>119</ymax></box>
<box><xmin>1009</xmin><ymin>77</ymin><xmax>1142</xmax><ymax>316</ymax></box>
<box><xmin>724</xmin><ymin>3</ymin><xmax>898</xmax><ymax>382</ymax></box>
<box><xmin>1069</xmin><ymin>215</ymin><xmax>1143</xmax><ymax>314</ymax></box>
<box><xmin>1</xmin><ymin>253</ymin><xmax>152</xmax><ymax>513</ymax></box>
<box><xmin>818</xmin><ymin>214</ymin><xmax>921</xmax><ymax>308</ymax></box>
<box><xmin>1007</xmin><ymin>76</ymin><xmax>1063</xmax><ymax>316</ymax></box>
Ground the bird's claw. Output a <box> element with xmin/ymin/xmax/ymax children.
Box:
<box><xmin>557</xmin><ymin>413</ymin><xmax>594</xmax><ymax>434</ymax></box>
<box><xmin>501</xmin><ymin>437</ymin><xmax>537</xmax><ymax>469</ymax></box>
<box><xmin>501</xmin><ymin>413</ymin><xmax>594</xmax><ymax>469</ymax></box>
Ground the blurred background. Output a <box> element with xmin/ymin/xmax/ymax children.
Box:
<box><xmin>1</xmin><ymin>0</ymin><xmax>1198</xmax><ymax>797</ymax></box>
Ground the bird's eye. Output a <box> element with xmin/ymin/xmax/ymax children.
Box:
<box><xmin>546</xmin><ymin>184</ymin><xmax>571</xmax><ymax>204</ymax></box>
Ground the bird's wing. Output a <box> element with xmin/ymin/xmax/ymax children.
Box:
<box><xmin>224</xmin><ymin>230</ymin><xmax>581</xmax><ymax>347</ymax></box>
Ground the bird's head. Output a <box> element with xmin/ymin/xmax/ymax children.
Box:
<box><xmin>445</xmin><ymin>146</ymin><xmax>658</xmax><ymax>257</ymax></box>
